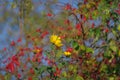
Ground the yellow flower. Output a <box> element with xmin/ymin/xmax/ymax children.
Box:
<box><xmin>33</xmin><ymin>49</ymin><xmax>41</xmax><ymax>54</ymax></box>
<box><xmin>64</xmin><ymin>51</ymin><xmax>71</xmax><ymax>56</ymax></box>
<box><xmin>54</xmin><ymin>39</ymin><xmax>63</xmax><ymax>47</ymax></box>
<box><xmin>50</xmin><ymin>35</ymin><xmax>58</xmax><ymax>43</ymax></box>
<box><xmin>50</xmin><ymin>34</ymin><xmax>63</xmax><ymax>47</ymax></box>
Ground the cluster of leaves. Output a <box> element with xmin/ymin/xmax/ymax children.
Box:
<box><xmin>0</xmin><ymin>0</ymin><xmax>120</xmax><ymax>80</ymax></box>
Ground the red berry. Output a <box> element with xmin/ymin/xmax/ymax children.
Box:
<box><xmin>36</xmin><ymin>28</ymin><xmax>41</xmax><ymax>32</ymax></box>
<box><xmin>92</xmin><ymin>23</ymin><xmax>95</xmax><ymax>28</ymax></box>
<box><xmin>65</xmin><ymin>4</ymin><xmax>71</xmax><ymax>10</ymax></box>
<box><xmin>66</xmin><ymin>47</ymin><xmax>73</xmax><ymax>52</ymax></box>
<box><xmin>105</xmin><ymin>28</ymin><xmax>109</xmax><ymax>33</ymax></box>
<box><xmin>30</xmin><ymin>68</ymin><xmax>34</xmax><ymax>74</ymax></box>
<box><xmin>64</xmin><ymin>19</ymin><xmax>70</xmax><ymax>25</ymax></box>
<box><xmin>3</xmin><ymin>47</ymin><xmax>6</xmax><ymax>51</ymax></box>
<box><xmin>47</xmin><ymin>13</ymin><xmax>52</xmax><ymax>17</ymax></box>
<box><xmin>10</xmin><ymin>41</ymin><xmax>15</xmax><ymax>46</ymax></box>
<box><xmin>28</xmin><ymin>77</ymin><xmax>32</xmax><ymax>80</ymax></box>
<box><xmin>17</xmin><ymin>38</ymin><xmax>22</xmax><ymax>43</ymax></box>
<box><xmin>17</xmin><ymin>73</ymin><xmax>21</xmax><ymax>79</ymax></box>
<box><xmin>76</xmin><ymin>23</ymin><xmax>81</xmax><ymax>30</ymax></box>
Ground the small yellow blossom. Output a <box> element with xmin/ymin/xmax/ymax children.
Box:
<box><xmin>64</xmin><ymin>51</ymin><xmax>71</xmax><ymax>56</ymax></box>
<box><xmin>50</xmin><ymin>35</ymin><xmax>58</xmax><ymax>43</ymax></box>
<box><xmin>33</xmin><ymin>49</ymin><xmax>41</xmax><ymax>54</ymax></box>
<box><xmin>50</xmin><ymin>34</ymin><xmax>63</xmax><ymax>47</ymax></box>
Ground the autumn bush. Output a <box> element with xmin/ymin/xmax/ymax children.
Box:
<box><xmin>0</xmin><ymin>0</ymin><xmax>120</xmax><ymax>80</ymax></box>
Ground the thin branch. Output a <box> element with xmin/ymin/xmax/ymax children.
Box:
<box><xmin>71</xmin><ymin>13</ymin><xmax>85</xmax><ymax>44</ymax></box>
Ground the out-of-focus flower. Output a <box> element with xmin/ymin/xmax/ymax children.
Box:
<box><xmin>33</xmin><ymin>47</ymin><xmax>43</xmax><ymax>54</ymax></box>
<box><xmin>64</xmin><ymin>51</ymin><xmax>71</xmax><ymax>56</ymax></box>
<box><xmin>50</xmin><ymin>35</ymin><xmax>58</xmax><ymax>43</ymax></box>
<box><xmin>33</xmin><ymin>49</ymin><xmax>41</xmax><ymax>54</ymax></box>
<box><xmin>50</xmin><ymin>35</ymin><xmax>63</xmax><ymax>47</ymax></box>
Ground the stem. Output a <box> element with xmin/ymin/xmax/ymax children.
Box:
<box><xmin>71</xmin><ymin>13</ymin><xmax>85</xmax><ymax>44</ymax></box>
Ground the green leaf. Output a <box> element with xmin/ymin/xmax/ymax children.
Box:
<box><xmin>86</xmin><ymin>47</ymin><xmax>94</xmax><ymax>53</ymax></box>
<box><xmin>117</xmin><ymin>24</ymin><xmax>120</xmax><ymax>31</ymax></box>
<box><xmin>5</xmin><ymin>73</ymin><xmax>11</xmax><ymax>80</ymax></box>
<box><xmin>38</xmin><ymin>65</ymin><xmax>47</xmax><ymax>74</ymax></box>
<box><xmin>110</xmin><ymin>46</ymin><xmax>117</xmax><ymax>52</ymax></box>
<box><xmin>104</xmin><ymin>50</ymin><xmax>111</xmax><ymax>58</ymax></box>
<box><xmin>56</xmin><ymin>50</ymin><xmax>63</xmax><ymax>58</ymax></box>
<box><xmin>108</xmin><ymin>77</ymin><xmax>115</xmax><ymax>80</ymax></box>
<box><xmin>60</xmin><ymin>77</ymin><xmax>67</xmax><ymax>80</ymax></box>
<box><xmin>95</xmin><ymin>29</ymin><xmax>101</xmax><ymax>37</ymax></box>
<box><xmin>75</xmin><ymin>75</ymin><xmax>84</xmax><ymax>80</ymax></box>
<box><xmin>62</xmin><ymin>71</ymin><xmax>67</xmax><ymax>77</ymax></box>
<box><xmin>32</xmin><ymin>77</ymin><xmax>39</xmax><ymax>80</ymax></box>
<box><xmin>80</xmin><ymin>45</ymin><xmax>85</xmax><ymax>51</ymax></box>
<box><xmin>118</xmin><ymin>50</ymin><xmax>120</xmax><ymax>57</ymax></box>
<box><xmin>100</xmin><ymin>64</ymin><xmax>107</xmax><ymax>72</ymax></box>
<box><xmin>11</xmin><ymin>3</ymin><xmax>17</xmax><ymax>8</ymax></box>
<box><xmin>109</xmin><ymin>40</ymin><xmax>117</xmax><ymax>52</ymax></box>
<box><xmin>72</xmin><ymin>41</ymin><xmax>79</xmax><ymax>50</ymax></box>
<box><xmin>112</xmin><ymin>29</ymin><xmax>117</xmax><ymax>36</ymax></box>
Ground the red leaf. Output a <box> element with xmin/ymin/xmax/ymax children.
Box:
<box><xmin>41</xmin><ymin>31</ymin><xmax>49</xmax><ymax>38</ymax></box>
<box><xmin>6</xmin><ymin>62</ymin><xmax>15</xmax><ymax>73</ymax></box>
<box><xmin>28</xmin><ymin>77</ymin><xmax>32</xmax><ymax>80</ymax></box>
<box><xmin>76</xmin><ymin>23</ymin><xmax>81</xmax><ymax>30</ymax></box>
<box><xmin>115</xmin><ymin>9</ymin><xmax>120</xmax><ymax>15</ymax></box>
<box><xmin>65</xmin><ymin>4</ymin><xmax>71</xmax><ymax>10</ymax></box>
<box><xmin>12</xmin><ymin>56</ymin><xmax>20</xmax><ymax>66</ymax></box>
<box><xmin>84</xmin><ymin>0</ymin><xmax>88</xmax><ymax>4</ymax></box>
<box><xmin>77</xmin><ymin>31</ymin><xmax>82</xmax><ymax>36</ymax></box>
<box><xmin>83</xmin><ymin>16</ymin><xmax>87</xmax><ymax>22</ymax></box>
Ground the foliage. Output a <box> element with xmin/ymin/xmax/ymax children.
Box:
<box><xmin>0</xmin><ymin>0</ymin><xmax>120</xmax><ymax>80</ymax></box>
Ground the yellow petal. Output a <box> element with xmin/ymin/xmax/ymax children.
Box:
<box><xmin>55</xmin><ymin>39</ymin><xmax>62</xmax><ymax>47</ymax></box>
<box><xmin>50</xmin><ymin>35</ymin><xmax>58</xmax><ymax>43</ymax></box>
<box><xmin>64</xmin><ymin>51</ymin><xmax>71</xmax><ymax>56</ymax></box>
